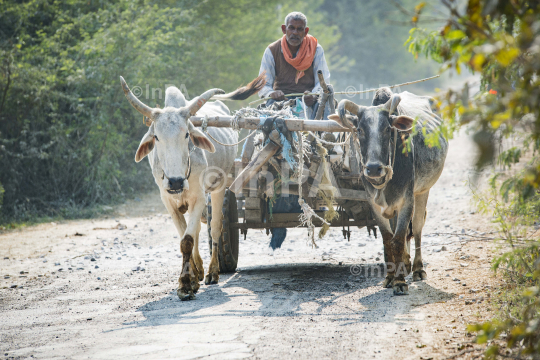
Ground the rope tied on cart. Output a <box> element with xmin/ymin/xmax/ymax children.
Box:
<box><xmin>198</xmin><ymin>114</ymin><xmax>257</xmax><ymax>147</ymax></box>
<box><xmin>295</xmin><ymin>125</ymin><xmax>328</xmax><ymax>248</ymax></box>
<box><xmin>241</xmin><ymin>99</ymin><xmax>330</xmax><ymax>248</ymax></box>
<box><xmin>197</xmin><ymin>106</ymin><xmax>301</xmax><ymax>147</ymax></box>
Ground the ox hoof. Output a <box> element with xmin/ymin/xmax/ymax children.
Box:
<box><xmin>204</xmin><ymin>273</ymin><xmax>219</xmax><ymax>285</ymax></box>
<box><xmin>405</xmin><ymin>261</ymin><xmax>412</xmax><ymax>275</ymax></box>
<box><xmin>393</xmin><ymin>281</ymin><xmax>409</xmax><ymax>295</ymax></box>
<box><xmin>413</xmin><ymin>269</ymin><xmax>427</xmax><ymax>282</ymax></box>
<box><xmin>191</xmin><ymin>279</ymin><xmax>200</xmax><ymax>293</ymax></box>
<box><xmin>193</xmin><ymin>257</ymin><xmax>204</xmax><ymax>282</ymax></box>
<box><xmin>383</xmin><ymin>275</ymin><xmax>394</xmax><ymax>288</ymax></box>
<box><xmin>177</xmin><ymin>289</ymin><xmax>196</xmax><ymax>301</ymax></box>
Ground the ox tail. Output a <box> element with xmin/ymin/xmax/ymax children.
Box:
<box><xmin>213</xmin><ymin>72</ymin><xmax>266</xmax><ymax>101</ymax></box>
<box><xmin>406</xmin><ymin>220</ymin><xmax>413</xmax><ymax>243</ymax></box>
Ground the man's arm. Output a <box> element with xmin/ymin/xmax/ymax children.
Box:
<box><xmin>259</xmin><ymin>48</ymin><xmax>276</xmax><ymax>98</ymax></box>
<box><xmin>311</xmin><ymin>45</ymin><xmax>330</xmax><ymax>94</ymax></box>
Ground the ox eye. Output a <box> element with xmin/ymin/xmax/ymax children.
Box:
<box><xmin>154</xmin><ymin>135</ymin><xmax>159</xmax><ymax>142</ymax></box>
<box><xmin>185</xmin><ymin>132</ymin><xmax>189</xmax><ymax>139</ymax></box>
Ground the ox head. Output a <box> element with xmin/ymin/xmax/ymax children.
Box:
<box><xmin>329</xmin><ymin>92</ymin><xmax>415</xmax><ymax>186</ymax></box>
<box><xmin>120</xmin><ymin>76</ymin><xmax>220</xmax><ymax>195</ymax></box>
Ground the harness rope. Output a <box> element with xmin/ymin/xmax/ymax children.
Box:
<box><xmin>160</xmin><ymin>141</ymin><xmax>193</xmax><ymax>183</ymax></box>
<box><xmin>161</xmin><ymin>153</ymin><xmax>191</xmax><ymax>182</ymax></box>
<box><xmin>296</xmin><ymin>94</ymin><xmax>330</xmax><ymax>248</ymax></box>
<box><xmin>185</xmin><ymin>148</ymin><xmax>192</xmax><ymax>180</ymax></box>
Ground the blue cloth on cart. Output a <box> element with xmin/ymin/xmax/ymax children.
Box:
<box><xmin>269</xmin><ymin>195</ymin><xmax>302</xmax><ymax>250</ymax></box>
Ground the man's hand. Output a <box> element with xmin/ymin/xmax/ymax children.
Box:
<box><xmin>303</xmin><ymin>90</ymin><xmax>317</xmax><ymax>107</ymax></box>
<box><xmin>270</xmin><ymin>90</ymin><xmax>285</xmax><ymax>101</ymax></box>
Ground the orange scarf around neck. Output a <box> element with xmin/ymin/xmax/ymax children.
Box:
<box><xmin>281</xmin><ymin>34</ymin><xmax>318</xmax><ymax>84</ymax></box>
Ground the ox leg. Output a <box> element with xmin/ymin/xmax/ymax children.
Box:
<box><xmin>390</xmin><ymin>196</ymin><xmax>414</xmax><ymax>295</ymax></box>
<box><xmin>161</xmin><ymin>193</ymin><xmax>188</xmax><ymax>237</ymax></box>
<box><xmin>178</xmin><ymin>199</ymin><xmax>205</xmax><ymax>301</ymax></box>
<box><xmin>370</xmin><ymin>206</ymin><xmax>395</xmax><ymax>288</ymax></box>
<box><xmin>160</xmin><ymin>195</ymin><xmax>198</xmax><ymax>300</ymax></box>
<box><xmin>205</xmin><ymin>190</ymin><xmax>225</xmax><ymax>285</ymax></box>
<box><xmin>187</xmin><ymin>218</ymin><xmax>202</xmax><ymax>293</ymax></box>
<box><xmin>412</xmin><ymin>191</ymin><xmax>429</xmax><ymax>281</ymax></box>
<box><xmin>193</xmin><ymin>220</ymin><xmax>204</xmax><ymax>282</ymax></box>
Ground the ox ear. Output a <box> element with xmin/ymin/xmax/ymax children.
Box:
<box><xmin>328</xmin><ymin>114</ymin><xmax>345</xmax><ymax>127</ymax></box>
<box><xmin>329</xmin><ymin>113</ymin><xmax>358</xmax><ymax>128</ymax></box>
<box><xmin>187</xmin><ymin>121</ymin><xmax>215</xmax><ymax>153</ymax></box>
<box><xmin>391</xmin><ymin>115</ymin><xmax>415</xmax><ymax>133</ymax></box>
<box><xmin>135</xmin><ymin>124</ymin><xmax>155</xmax><ymax>162</ymax></box>
<box><xmin>328</xmin><ymin>114</ymin><xmax>345</xmax><ymax>128</ymax></box>
<box><xmin>328</xmin><ymin>114</ymin><xmax>339</xmax><ymax>122</ymax></box>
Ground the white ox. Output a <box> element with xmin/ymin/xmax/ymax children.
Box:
<box><xmin>120</xmin><ymin>74</ymin><xmax>264</xmax><ymax>300</ymax></box>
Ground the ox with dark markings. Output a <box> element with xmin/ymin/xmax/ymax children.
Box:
<box><xmin>120</xmin><ymin>74</ymin><xmax>265</xmax><ymax>300</ymax></box>
<box><xmin>331</xmin><ymin>88</ymin><xmax>448</xmax><ymax>295</ymax></box>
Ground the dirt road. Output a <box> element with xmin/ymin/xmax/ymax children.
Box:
<box><xmin>1</xmin><ymin>131</ymin><xmax>500</xmax><ymax>359</ymax></box>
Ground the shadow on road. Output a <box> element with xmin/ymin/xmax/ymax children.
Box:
<box><xmin>129</xmin><ymin>263</ymin><xmax>454</xmax><ymax>329</ymax></box>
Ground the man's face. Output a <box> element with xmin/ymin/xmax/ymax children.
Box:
<box><xmin>281</xmin><ymin>19</ymin><xmax>309</xmax><ymax>47</ymax></box>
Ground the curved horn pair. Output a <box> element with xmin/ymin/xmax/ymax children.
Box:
<box><xmin>119</xmin><ymin>76</ymin><xmax>225</xmax><ymax>122</ymax></box>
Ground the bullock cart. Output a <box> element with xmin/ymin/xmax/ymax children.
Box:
<box><xmin>191</xmin><ymin>73</ymin><xmax>378</xmax><ymax>273</ymax></box>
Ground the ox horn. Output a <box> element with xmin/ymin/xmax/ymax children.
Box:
<box><xmin>186</xmin><ymin>88</ymin><xmax>226</xmax><ymax>116</ymax></box>
<box><xmin>337</xmin><ymin>99</ymin><xmax>362</xmax><ymax>128</ymax></box>
<box><xmin>384</xmin><ymin>94</ymin><xmax>401</xmax><ymax>115</ymax></box>
<box><xmin>119</xmin><ymin>76</ymin><xmax>154</xmax><ymax>119</ymax></box>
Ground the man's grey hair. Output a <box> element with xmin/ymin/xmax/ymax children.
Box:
<box><xmin>284</xmin><ymin>12</ymin><xmax>307</xmax><ymax>27</ymax></box>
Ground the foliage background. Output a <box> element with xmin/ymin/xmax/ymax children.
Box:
<box><xmin>0</xmin><ymin>0</ymin><xmax>436</xmax><ymax>225</ymax></box>
<box><xmin>406</xmin><ymin>0</ymin><xmax>540</xmax><ymax>356</ymax></box>
<box><xmin>321</xmin><ymin>0</ymin><xmax>441</xmax><ymax>103</ymax></box>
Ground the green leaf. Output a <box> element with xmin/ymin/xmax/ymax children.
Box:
<box><xmin>446</xmin><ymin>30</ymin><xmax>466</xmax><ymax>41</ymax></box>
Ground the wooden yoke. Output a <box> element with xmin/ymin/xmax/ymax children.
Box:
<box><xmin>189</xmin><ymin>116</ymin><xmax>349</xmax><ymax>133</ymax></box>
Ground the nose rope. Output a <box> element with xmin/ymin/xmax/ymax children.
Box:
<box><xmin>351</xmin><ymin>127</ymin><xmax>398</xmax><ymax>191</ymax></box>
<box><xmin>185</xmin><ymin>151</ymin><xmax>192</xmax><ymax>180</ymax></box>
<box><xmin>185</xmin><ymin>140</ymin><xmax>194</xmax><ymax>180</ymax></box>
<box><xmin>160</xmin><ymin>144</ymin><xmax>193</xmax><ymax>182</ymax></box>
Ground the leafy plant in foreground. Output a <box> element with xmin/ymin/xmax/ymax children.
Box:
<box><xmin>406</xmin><ymin>0</ymin><xmax>540</xmax><ymax>357</ymax></box>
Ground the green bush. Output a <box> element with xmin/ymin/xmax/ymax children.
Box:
<box><xmin>0</xmin><ymin>181</ymin><xmax>4</xmax><ymax>210</ymax></box>
<box><xmin>406</xmin><ymin>0</ymin><xmax>540</xmax><ymax>356</ymax></box>
<box><xmin>469</xmin><ymin>184</ymin><xmax>540</xmax><ymax>358</ymax></box>
<box><xmin>0</xmin><ymin>0</ymin><xmax>340</xmax><ymax>224</ymax></box>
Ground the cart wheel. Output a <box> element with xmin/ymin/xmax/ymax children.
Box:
<box><xmin>207</xmin><ymin>189</ymin><xmax>239</xmax><ymax>273</ymax></box>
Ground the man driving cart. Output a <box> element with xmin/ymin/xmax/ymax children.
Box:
<box><xmin>258</xmin><ymin>11</ymin><xmax>331</xmax><ymax>120</ymax></box>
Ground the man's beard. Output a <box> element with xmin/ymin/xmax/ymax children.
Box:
<box><xmin>287</xmin><ymin>36</ymin><xmax>302</xmax><ymax>46</ymax></box>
